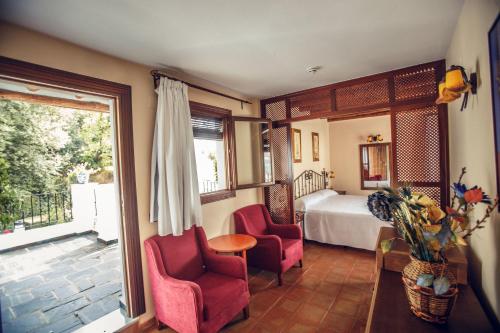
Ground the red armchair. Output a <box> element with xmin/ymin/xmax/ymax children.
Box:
<box><xmin>233</xmin><ymin>204</ymin><xmax>303</xmax><ymax>286</ymax></box>
<box><xmin>144</xmin><ymin>226</ymin><xmax>250</xmax><ymax>333</ymax></box>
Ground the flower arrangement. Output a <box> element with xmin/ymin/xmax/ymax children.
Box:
<box><xmin>376</xmin><ymin>167</ymin><xmax>498</xmax><ymax>295</ymax></box>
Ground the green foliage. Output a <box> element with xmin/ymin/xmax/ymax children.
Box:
<box><xmin>60</xmin><ymin>111</ymin><xmax>112</xmax><ymax>176</ymax></box>
<box><xmin>0</xmin><ymin>157</ymin><xmax>17</xmax><ymax>231</ymax></box>
<box><xmin>207</xmin><ymin>152</ymin><xmax>218</xmax><ymax>182</ymax></box>
<box><xmin>0</xmin><ymin>100</ymin><xmax>64</xmax><ymax>194</ymax></box>
<box><xmin>0</xmin><ymin>99</ymin><xmax>113</xmax><ymax>230</ymax></box>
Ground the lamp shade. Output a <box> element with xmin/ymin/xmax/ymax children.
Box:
<box><xmin>436</xmin><ymin>80</ymin><xmax>461</xmax><ymax>104</ymax></box>
<box><xmin>445</xmin><ymin>66</ymin><xmax>471</xmax><ymax>93</ymax></box>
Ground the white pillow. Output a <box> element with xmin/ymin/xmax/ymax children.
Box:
<box><xmin>316</xmin><ymin>189</ymin><xmax>338</xmax><ymax>198</ymax></box>
<box><xmin>295</xmin><ymin>190</ymin><xmax>337</xmax><ymax>211</ymax></box>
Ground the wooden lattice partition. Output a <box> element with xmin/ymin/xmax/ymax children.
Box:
<box><xmin>262</xmin><ymin>60</ymin><xmax>446</xmax><ymax>123</ymax></box>
<box><xmin>261</xmin><ymin>60</ymin><xmax>449</xmax><ymax>218</ymax></box>
<box><xmin>391</xmin><ymin>103</ymin><xmax>449</xmax><ymax>206</ymax></box>
<box><xmin>262</xmin><ymin>100</ymin><xmax>294</xmax><ymax>224</ymax></box>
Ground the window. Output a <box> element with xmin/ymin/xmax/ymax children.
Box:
<box><xmin>190</xmin><ymin>102</ymin><xmax>235</xmax><ymax>204</ymax></box>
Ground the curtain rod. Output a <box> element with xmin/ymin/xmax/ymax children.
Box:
<box><xmin>150</xmin><ymin>70</ymin><xmax>251</xmax><ymax>105</ymax></box>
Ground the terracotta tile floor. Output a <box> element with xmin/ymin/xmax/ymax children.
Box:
<box><xmin>147</xmin><ymin>241</ymin><xmax>376</xmax><ymax>333</ymax></box>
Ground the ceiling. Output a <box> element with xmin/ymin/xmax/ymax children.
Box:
<box><xmin>0</xmin><ymin>0</ymin><xmax>464</xmax><ymax>98</ymax></box>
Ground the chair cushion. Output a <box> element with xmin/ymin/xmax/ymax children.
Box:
<box><xmin>195</xmin><ymin>272</ymin><xmax>247</xmax><ymax>321</ymax></box>
<box><xmin>154</xmin><ymin>227</ymin><xmax>205</xmax><ymax>281</ymax></box>
<box><xmin>282</xmin><ymin>238</ymin><xmax>302</xmax><ymax>260</ymax></box>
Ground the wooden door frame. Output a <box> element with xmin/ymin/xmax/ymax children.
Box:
<box><xmin>0</xmin><ymin>56</ymin><xmax>145</xmax><ymax>317</ymax></box>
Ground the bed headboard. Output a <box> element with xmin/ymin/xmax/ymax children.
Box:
<box><xmin>294</xmin><ymin>170</ymin><xmax>327</xmax><ymax>200</ymax></box>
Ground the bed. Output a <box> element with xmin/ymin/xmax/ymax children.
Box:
<box><xmin>294</xmin><ymin>170</ymin><xmax>391</xmax><ymax>251</ymax></box>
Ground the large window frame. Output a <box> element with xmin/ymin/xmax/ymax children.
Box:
<box><xmin>0</xmin><ymin>56</ymin><xmax>145</xmax><ymax>317</ymax></box>
<box><xmin>190</xmin><ymin>101</ymin><xmax>236</xmax><ymax>204</ymax></box>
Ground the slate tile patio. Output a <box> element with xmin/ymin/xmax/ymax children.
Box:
<box><xmin>0</xmin><ymin>233</ymin><xmax>123</xmax><ymax>333</ymax></box>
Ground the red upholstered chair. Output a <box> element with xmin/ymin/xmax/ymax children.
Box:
<box><xmin>144</xmin><ymin>226</ymin><xmax>250</xmax><ymax>333</ymax></box>
<box><xmin>233</xmin><ymin>204</ymin><xmax>303</xmax><ymax>286</ymax></box>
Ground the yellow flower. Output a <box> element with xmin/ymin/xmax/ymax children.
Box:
<box><xmin>423</xmin><ymin>224</ymin><xmax>442</xmax><ymax>234</ymax></box>
<box><xmin>412</xmin><ymin>193</ymin><xmax>436</xmax><ymax>207</ymax></box>
<box><xmin>428</xmin><ymin>205</ymin><xmax>446</xmax><ymax>223</ymax></box>
<box><xmin>428</xmin><ymin>238</ymin><xmax>442</xmax><ymax>251</ymax></box>
<box><xmin>453</xmin><ymin>233</ymin><xmax>467</xmax><ymax>246</ymax></box>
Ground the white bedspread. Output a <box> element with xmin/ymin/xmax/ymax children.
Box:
<box><xmin>303</xmin><ymin>194</ymin><xmax>391</xmax><ymax>251</ymax></box>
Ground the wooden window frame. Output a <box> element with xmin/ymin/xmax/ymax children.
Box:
<box><xmin>232</xmin><ymin>116</ymin><xmax>275</xmax><ymax>189</ymax></box>
<box><xmin>0</xmin><ymin>56</ymin><xmax>145</xmax><ymax>317</ymax></box>
<box><xmin>189</xmin><ymin>101</ymin><xmax>236</xmax><ymax>204</ymax></box>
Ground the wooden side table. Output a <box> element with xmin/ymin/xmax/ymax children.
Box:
<box><xmin>335</xmin><ymin>190</ymin><xmax>346</xmax><ymax>195</ymax></box>
<box><xmin>208</xmin><ymin>234</ymin><xmax>257</xmax><ymax>261</ymax></box>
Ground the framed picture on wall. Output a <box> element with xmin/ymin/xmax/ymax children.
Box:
<box><xmin>312</xmin><ymin>132</ymin><xmax>319</xmax><ymax>161</ymax></box>
<box><xmin>489</xmin><ymin>14</ymin><xmax>500</xmax><ymax>210</ymax></box>
<box><xmin>292</xmin><ymin>128</ymin><xmax>302</xmax><ymax>163</ymax></box>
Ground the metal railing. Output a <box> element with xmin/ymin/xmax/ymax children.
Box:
<box><xmin>200</xmin><ymin>180</ymin><xmax>218</xmax><ymax>194</ymax></box>
<box><xmin>3</xmin><ymin>191</ymin><xmax>73</xmax><ymax>230</ymax></box>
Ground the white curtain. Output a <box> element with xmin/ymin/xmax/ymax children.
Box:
<box><xmin>150</xmin><ymin>77</ymin><xmax>202</xmax><ymax>236</ymax></box>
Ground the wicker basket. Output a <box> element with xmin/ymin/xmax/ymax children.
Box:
<box><xmin>402</xmin><ymin>255</ymin><xmax>459</xmax><ymax>324</ymax></box>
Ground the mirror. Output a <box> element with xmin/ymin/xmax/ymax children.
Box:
<box><xmin>233</xmin><ymin>118</ymin><xmax>273</xmax><ymax>188</ymax></box>
<box><xmin>359</xmin><ymin>143</ymin><xmax>391</xmax><ymax>190</ymax></box>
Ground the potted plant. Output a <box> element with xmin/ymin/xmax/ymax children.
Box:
<box><xmin>374</xmin><ymin>168</ymin><xmax>498</xmax><ymax>323</ymax></box>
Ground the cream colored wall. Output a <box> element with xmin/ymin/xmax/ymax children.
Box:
<box><xmin>446</xmin><ymin>0</ymin><xmax>500</xmax><ymax>324</ymax></box>
<box><xmin>0</xmin><ymin>22</ymin><xmax>262</xmax><ymax>323</ymax></box>
<box><xmin>292</xmin><ymin>118</ymin><xmax>331</xmax><ymax>178</ymax></box>
<box><xmin>329</xmin><ymin>115</ymin><xmax>392</xmax><ymax>195</ymax></box>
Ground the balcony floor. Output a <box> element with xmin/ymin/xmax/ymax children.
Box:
<box><xmin>0</xmin><ymin>233</ymin><xmax>123</xmax><ymax>333</ymax></box>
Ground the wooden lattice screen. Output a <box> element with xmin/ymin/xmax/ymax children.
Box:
<box><xmin>391</xmin><ymin>63</ymin><xmax>449</xmax><ymax>208</ymax></box>
<box><xmin>262</xmin><ymin>100</ymin><xmax>294</xmax><ymax>224</ymax></box>
<box><xmin>261</xmin><ymin>60</ymin><xmax>449</xmax><ymax>221</ymax></box>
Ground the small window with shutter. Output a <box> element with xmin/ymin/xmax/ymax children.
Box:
<box><xmin>190</xmin><ymin>101</ymin><xmax>235</xmax><ymax>204</ymax></box>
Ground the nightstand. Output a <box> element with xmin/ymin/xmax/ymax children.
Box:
<box><xmin>335</xmin><ymin>190</ymin><xmax>346</xmax><ymax>195</ymax></box>
<box><xmin>295</xmin><ymin>210</ymin><xmax>305</xmax><ymax>240</ymax></box>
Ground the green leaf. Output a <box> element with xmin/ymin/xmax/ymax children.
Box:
<box><xmin>380</xmin><ymin>239</ymin><xmax>394</xmax><ymax>254</ymax></box>
<box><xmin>433</xmin><ymin>277</ymin><xmax>450</xmax><ymax>295</ymax></box>
<box><xmin>416</xmin><ymin>274</ymin><xmax>434</xmax><ymax>287</ymax></box>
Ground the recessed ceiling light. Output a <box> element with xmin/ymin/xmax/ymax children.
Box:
<box><xmin>306</xmin><ymin>66</ymin><xmax>322</xmax><ymax>74</ymax></box>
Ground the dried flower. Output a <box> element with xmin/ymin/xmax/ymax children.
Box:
<box><xmin>464</xmin><ymin>187</ymin><xmax>491</xmax><ymax>204</ymax></box>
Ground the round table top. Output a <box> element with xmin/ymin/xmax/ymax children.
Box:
<box><xmin>208</xmin><ymin>234</ymin><xmax>257</xmax><ymax>253</ymax></box>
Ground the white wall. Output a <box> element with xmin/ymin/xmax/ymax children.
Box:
<box><xmin>446</xmin><ymin>0</ymin><xmax>500</xmax><ymax>324</ymax></box>
<box><xmin>292</xmin><ymin>118</ymin><xmax>331</xmax><ymax>178</ymax></box>
<box><xmin>329</xmin><ymin>115</ymin><xmax>392</xmax><ymax>195</ymax></box>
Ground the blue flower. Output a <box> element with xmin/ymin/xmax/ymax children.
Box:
<box><xmin>368</xmin><ymin>192</ymin><xmax>392</xmax><ymax>221</ymax></box>
<box><xmin>451</xmin><ymin>183</ymin><xmax>467</xmax><ymax>198</ymax></box>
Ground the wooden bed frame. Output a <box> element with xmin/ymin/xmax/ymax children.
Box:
<box><xmin>293</xmin><ymin>169</ymin><xmax>327</xmax><ymax>200</ymax></box>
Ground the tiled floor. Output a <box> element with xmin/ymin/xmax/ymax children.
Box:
<box><xmin>0</xmin><ymin>233</ymin><xmax>123</xmax><ymax>333</ymax></box>
<box><xmin>148</xmin><ymin>241</ymin><xmax>376</xmax><ymax>333</ymax></box>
